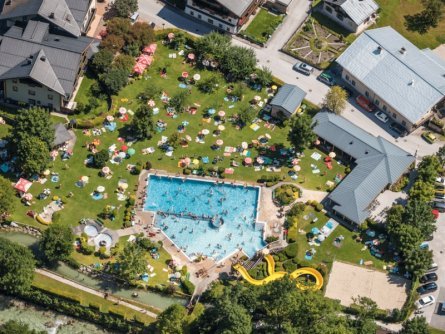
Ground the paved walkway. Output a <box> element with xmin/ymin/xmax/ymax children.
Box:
<box><xmin>117</xmin><ymin>226</ymin><xmax>144</xmax><ymax>237</ymax></box>
<box><xmin>35</xmin><ymin>268</ymin><xmax>158</xmax><ymax>319</ymax></box>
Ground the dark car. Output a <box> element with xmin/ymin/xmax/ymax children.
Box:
<box><xmin>420</xmin><ymin>273</ymin><xmax>438</xmax><ymax>283</ymax></box>
<box><xmin>433</xmin><ymin>201</ymin><xmax>445</xmax><ymax>213</ymax></box>
<box><xmin>389</xmin><ymin>122</ymin><xmax>407</xmax><ymax>137</ymax></box>
<box><xmin>417</xmin><ymin>282</ymin><xmax>438</xmax><ymax>294</ymax></box>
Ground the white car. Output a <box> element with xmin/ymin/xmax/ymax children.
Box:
<box><xmin>415</xmin><ymin>295</ymin><xmax>435</xmax><ymax>309</ymax></box>
<box><xmin>293</xmin><ymin>61</ymin><xmax>314</xmax><ymax>76</ymax></box>
<box><xmin>375</xmin><ymin>111</ymin><xmax>389</xmax><ymax>123</ymax></box>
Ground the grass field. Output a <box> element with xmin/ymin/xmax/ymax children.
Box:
<box><xmin>375</xmin><ymin>0</ymin><xmax>445</xmax><ymax>49</ymax></box>
<box><xmin>430</xmin><ymin>327</ymin><xmax>445</xmax><ymax>334</ymax></box>
<box><xmin>32</xmin><ymin>272</ymin><xmax>156</xmax><ymax>324</ymax></box>
<box><xmin>242</xmin><ymin>9</ymin><xmax>283</xmax><ymax>44</ymax></box>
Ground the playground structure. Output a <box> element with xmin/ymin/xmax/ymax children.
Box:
<box><xmin>234</xmin><ymin>254</ymin><xmax>323</xmax><ymax>290</ymax></box>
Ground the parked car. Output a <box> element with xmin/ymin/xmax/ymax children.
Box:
<box><xmin>420</xmin><ymin>272</ymin><xmax>438</xmax><ymax>283</ymax></box>
<box><xmin>415</xmin><ymin>295</ymin><xmax>435</xmax><ymax>309</ymax></box>
<box><xmin>356</xmin><ymin>95</ymin><xmax>375</xmax><ymax>112</ymax></box>
<box><xmin>422</xmin><ymin>131</ymin><xmax>437</xmax><ymax>144</ymax></box>
<box><xmin>374</xmin><ymin>111</ymin><xmax>389</xmax><ymax>123</ymax></box>
<box><xmin>417</xmin><ymin>282</ymin><xmax>438</xmax><ymax>294</ymax></box>
<box><xmin>433</xmin><ymin>201</ymin><xmax>445</xmax><ymax>212</ymax></box>
<box><xmin>318</xmin><ymin>72</ymin><xmax>335</xmax><ymax>86</ymax></box>
<box><xmin>428</xmin><ymin>263</ymin><xmax>439</xmax><ymax>272</ymax></box>
<box><xmin>435</xmin><ymin>192</ymin><xmax>445</xmax><ymax>199</ymax></box>
<box><xmin>293</xmin><ymin>61</ymin><xmax>314</xmax><ymax>76</ymax></box>
<box><xmin>436</xmin><ymin>177</ymin><xmax>445</xmax><ymax>185</ymax></box>
<box><xmin>389</xmin><ymin>122</ymin><xmax>407</xmax><ymax>137</ymax></box>
<box><xmin>434</xmin><ymin>197</ymin><xmax>445</xmax><ymax>203</ymax></box>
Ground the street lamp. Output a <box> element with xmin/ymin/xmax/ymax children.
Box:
<box><xmin>162</xmin><ymin>23</ymin><xmax>165</xmax><ymax>30</ymax></box>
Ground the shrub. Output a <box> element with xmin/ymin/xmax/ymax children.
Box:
<box><xmin>284</xmin><ymin>242</ymin><xmax>298</xmax><ymax>258</ymax></box>
<box><xmin>93</xmin><ymin>150</ymin><xmax>109</xmax><ymax>168</ymax></box>
<box><xmin>81</xmin><ymin>244</ymin><xmax>94</xmax><ymax>255</ymax></box>
<box><xmin>274</xmin><ymin>184</ymin><xmax>300</xmax><ymax>206</ymax></box>
<box><xmin>286</xmin><ymin>202</ymin><xmax>306</xmax><ymax>218</ymax></box>
<box><xmin>183</xmin><ymin>168</ymin><xmax>191</xmax><ymax>175</ymax></box>
<box><xmin>181</xmin><ymin>278</ymin><xmax>195</xmax><ymax>295</ymax></box>
<box><xmin>65</xmin><ymin>257</ymin><xmax>80</xmax><ymax>269</ymax></box>
<box><xmin>144</xmin><ymin>161</ymin><xmax>152</xmax><ymax>170</ymax></box>
<box><xmin>282</xmin><ymin>260</ymin><xmax>298</xmax><ymax>272</ymax></box>
<box><xmin>265</xmin><ymin>236</ymin><xmax>279</xmax><ymax>243</ymax></box>
<box><xmin>276</xmin><ymin>251</ymin><xmax>287</xmax><ymax>262</ymax></box>
<box><xmin>315</xmin><ymin>203</ymin><xmax>324</xmax><ymax>212</ymax></box>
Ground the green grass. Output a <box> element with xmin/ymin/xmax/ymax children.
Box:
<box><xmin>375</xmin><ymin>0</ymin><xmax>445</xmax><ymax>49</ymax></box>
<box><xmin>288</xmin><ymin>207</ymin><xmax>387</xmax><ymax>270</ymax></box>
<box><xmin>242</xmin><ymin>9</ymin><xmax>283</xmax><ymax>44</ymax></box>
<box><xmin>32</xmin><ymin>272</ymin><xmax>155</xmax><ymax>323</ymax></box>
<box><xmin>430</xmin><ymin>327</ymin><xmax>445</xmax><ymax>334</ymax></box>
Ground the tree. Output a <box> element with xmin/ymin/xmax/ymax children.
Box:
<box><xmin>197</xmin><ymin>76</ymin><xmax>219</xmax><ymax>94</ymax></box>
<box><xmin>131</xmin><ymin>105</ymin><xmax>154</xmax><ymax>140</ymax></box>
<box><xmin>127</xmin><ymin>22</ymin><xmax>155</xmax><ymax>49</ymax></box>
<box><xmin>405</xmin><ymin>0</ymin><xmax>443</xmax><ymax>34</ymax></box>
<box><xmin>0</xmin><ymin>320</ymin><xmax>45</xmax><ymax>334</ymax></box>
<box><xmin>113</xmin><ymin>54</ymin><xmax>135</xmax><ymax>73</ymax></box>
<box><xmin>137</xmin><ymin>85</ymin><xmax>161</xmax><ymax>104</ymax></box>
<box><xmin>168</xmin><ymin>91</ymin><xmax>189</xmax><ymax>113</ymax></box>
<box><xmin>288</xmin><ymin>114</ymin><xmax>317</xmax><ymax>151</ymax></box>
<box><xmin>403</xmin><ymin>199</ymin><xmax>436</xmax><ymax>239</ymax></box>
<box><xmin>0</xmin><ymin>176</ymin><xmax>15</xmax><ymax>220</ymax></box>
<box><xmin>409</xmin><ymin>180</ymin><xmax>435</xmax><ymax>202</ymax></box>
<box><xmin>238</xmin><ymin>106</ymin><xmax>256</xmax><ymax>127</ymax></box>
<box><xmin>117</xmin><ymin>242</ymin><xmax>147</xmax><ymax>281</ymax></box>
<box><xmin>101</xmin><ymin>34</ymin><xmax>125</xmax><ymax>53</ymax></box>
<box><xmin>399</xmin><ymin>316</ymin><xmax>430</xmax><ymax>334</ymax></box>
<box><xmin>385</xmin><ymin>204</ymin><xmax>404</xmax><ymax>236</ymax></box>
<box><xmin>393</xmin><ymin>225</ymin><xmax>423</xmax><ymax>254</ymax></box>
<box><xmin>168</xmin><ymin>133</ymin><xmax>181</xmax><ymax>149</ymax></box>
<box><xmin>194</xmin><ymin>32</ymin><xmax>231</xmax><ymax>63</ymax></box>
<box><xmin>156</xmin><ymin>304</ymin><xmax>188</xmax><ymax>334</ymax></box>
<box><xmin>417</xmin><ymin>155</ymin><xmax>440</xmax><ymax>183</ymax></box>
<box><xmin>437</xmin><ymin>144</ymin><xmax>445</xmax><ymax>165</ymax></box>
<box><xmin>349</xmin><ymin>296</ymin><xmax>378</xmax><ymax>334</ymax></box>
<box><xmin>221</xmin><ymin>46</ymin><xmax>257</xmax><ymax>81</ymax></box>
<box><xmin>404</xmin><ymin>248</ymin><xmax>433</xmax><ymax>278</ymax></box>
<box><xmin>90</xmin><ymin>49</ymin><xmax>114</xmax><ymax>75</ymax></box>
<box><xmin>255</xmin><ymin>66</ymin><xmax>273</xmax><ymax>86</ymax></box>
<box><xmin>11</xmin><ymin>107</ymin><xmax>54</xmax><ymax>149</ymax></box>
<box><xmin>40</xmin><ymin>224</ymin><xmax>74</xmax><ymax>263</ymax></box>
<box><xmin>323</xmin><ymin>86</ymin><xmax>348</xmax><ymax>115</ymax></box>
<box><xmin>16</xmin><ymin>137</ymin><xmax>49</xmax><ymax>176</ymax></box>
<box><xmin>93</xmin><ymin>149</ymin><xmax>110</xmax><ymax>168</ymax></box>
<box><xmin>113</xmin><ymin>0</ymin><xmax>138</xmax><ymax>18</ymax></box>
<box><xmin>99</xmin><ymin>67</ymin><xmax>128</xmax><ymax>95</ymax></box>
<box><xmin>106</xmin><ymin>17</ymin><xmax>132</xmax><ymax>36</ymax></box>
<box><xmin>0</xmin><ymin>238</ymin><xmax>35</xmax><ymax>294</ymax></box>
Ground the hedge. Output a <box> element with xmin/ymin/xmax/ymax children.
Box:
<box><xmin>284</xmin><ymin>242</ymin><xmax>298</xmax><ymax>258</ymax></box>
<box><xmin>181</xmin><ymin>278</ymin><xmax>196</xmax><ymax>295</ymax></box>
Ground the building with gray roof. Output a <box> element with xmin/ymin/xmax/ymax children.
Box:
<box><xmin>53</xmin><ymin>123</ymin><xmax>72</xmax><ymax>147</ymax></box>
<box><xmin>313</xmin><ymin>112</ymin><xmax>414</xmax><ymax>225</ymax></box>
<box><xmin>337</xmin><ymin>27</ymin><xmax>445</xmax><ymax>132</ymax></box>
<box><xmin>0</xmin><ymin>0</ymin><xmax>96</xmax><ymax>37</ymax></box>
<box><xmin>320</xmin><ymin>0</ymin><xmax>378</xmax><ymax>33</ymax></box>
<box><xmin>270</xmin><ymin>83</ymin><xmax>306</xmax><ymax>118</ymax></box>
<box><xmin>184</xmin><ymin>0</ymin><xmax>263</xmax><ymax>34</ymax></box>
<box><xmin>0</xmin><ymin>20</ymin><xmax>93</xmax><ymax>111</ymax></box>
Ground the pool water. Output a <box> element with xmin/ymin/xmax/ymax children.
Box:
<box><xmin>144</xmin><ymin>175</ymin><xmax>265</xmax><ymax>260</ymax></box>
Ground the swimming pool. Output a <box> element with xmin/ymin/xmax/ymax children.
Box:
<box><xmin>144</xmin><ymin>175</ymin><xmax>265</xmax><ymax>260</ymax></box>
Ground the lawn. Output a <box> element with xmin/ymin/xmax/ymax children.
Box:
<box><xmin>375</xmin><ymin>0</ymin><xmax>445</xmax><ymax>49</ymax></box>
<box><xmin>241</xmin><ymin>9</ymin><xmax>283</xmax><ymax>44</ymax></box>
<box><xmin>430</xmin><ymin>327</ymin><xmax>445</xmax><ymax>334</ymax></box>
<box><xmin>32</xmin><ymin>272</ymin><xmax>155</xmax><ymax>324</ymax></box>
<box><xmin>288</xmin><ymin>207</ymin><xmax>388</xmax><ymax>270</ymax></box>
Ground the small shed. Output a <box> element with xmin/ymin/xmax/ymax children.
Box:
<box><xmin>270</xmin><ymin>84</ymin><xmax>307</xmax><ymax>119</ymax></box>
<box><xmin>53</xmin><ymin>123</ymin><xmax>73</xmax><ymax>148</ymax></box>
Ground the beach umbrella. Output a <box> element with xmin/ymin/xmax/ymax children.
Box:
<box><xmin>192</xmin><ymin>159</ymin><xmax>199</xmax><ymax>165</ymax></box>
<box><xmin>193</xmin><ymin>73</ymin><xmax>201</xmax><ymax>81</ymax></box>
<box><xmin>23</xmin><ymin>193</ymin><xmax>33</xmax><ymax>201</ymax></box>
<box><xmin>167</xmin><ymin>32</ymin><xmax>175</xmax><ymax>40</ymax></box>
<box><xmin>265</xmin><ymin>133</ymin><xmax>272</xmax><ymax>139</ymax></box>
<box><xmin>118</xmin><ymin>152</ymin><xmax>126</xmax><ymax>159</ymax></box>
<box><xmin>127</xmin><ymin>148</ymin><xmax>136</xmax><ymax>156</ymax></box>
<box><xmin>43</xmin><ymin>169</ymin><xmax>50</xmax><ymax>176</ymax></box>
<box><xmin>329</xmin><ymin>152</ymin><xmax>336</xmax><ymax>158</ymax></box>
<box><xmin>81</xmin><ymin>176</ymin><xmax>89</xmax><ymax>183</ymax></box>
<box><xmin>187</xmin><ymin>53</ymin><xmax>195</xmax><ymax>60</ymax></box>
<box><xmin>184</xmin><ymin>157</ymin><xmax>191</xmax><ymax>165</ymax></box>
<box><xmin>241</xmin><ymin>142</ymin><xmax>248</xmax><ymax>149</ymax></box>
<box><xmin>119</xmin><ymin>182</ymin><xmax>128</xmax><ymax>190</ymax></box>
<box><xmin>207</xmin><ymin>108</ymin><xmax>216</xmax><ymax>115</ymax></box>
<box><xmin>185</xmin><ymin>135</ymin><xmax>192</xmax><ymax>142</ymax></box>
<box><xmin>271</xmin><ymin>85</ymin><xmax>278</xmax><ymax>90</ymax></box>
<box><xmin>202</xmin><ymin>129</ymin><xmax>210</xmax><ymax>135</ymax></box>
<box><xmin>216</xmin><ymin>139</ymin><xmax>223</xmax><ymax>146</ymax></box>
<box><xmin>181</xmin><ymin>71</ymin><xmax>189</xmax><ymax>78</ymax></box>
<box><xmin>293</xmin><ymin>165</ymin><xmax>301</xmax><ymax>172</ymax></box>
<box><xmin>121</xmin><ymin>145</ymin><xmax>128</xmax><ymax>151</ymax></box>
<box><xmin>96</xmin><ymin>186</ymin><xmax>105</xmax><ymax>193</ymax></box>
<box><xmin>133</xmin><ymin>62</ymin><xmax>146</xmax><ymax>74</ymax></box>
<box><xmin>106</xmin><ymin>115</ymin><xmax>114</xmax><ymax>122</ymax></box>
<box><xmin>244</xmin><ymin>157</ymin><xmax>252</xmax><ymax>164</ymax></box>
<box><xmin>102</xmin><ymin>166</ymin><xmax>110</xmax><ymax>174</ymax></box>
<box><xmin>119</xmin><ymin>107</ymin><xmax>127</xmax><ymax>114</ymax></box>
<box><xmin>292</xmin><ymin>158</ymin><xmax>299</xmax><ymax>166</ymax></box>
<box><xmin>50</xmin><ymin>150</ymin><xmax>58</xmax><ymax>158</ymax></box>
<box><xmin>148</xmin><ymin>147</ymin><xmax>155</xmax><ymax>154</ymax></box>
<box><xmin>218</xmin><ymin>125</ymin><xmax>225</xmax><ymax>131</ymax></box>
<box><xmin>148</xmin><ymin>99</ymin><xmax>156</xmax><ymax>107</ymax></box>
<box><xmin>256</xmin><ymin>157</ymin><xmax>264</xmax><ymax>164</ymax></box>
<box><xmin>167</xmin><ymin>146</ymin><xmax>174</xmax><ymax>152</ymax></box>
<box><xmin>218</xmin><ymin>110</ymin><xmax>225</xmax><ymax>117</ymax></box>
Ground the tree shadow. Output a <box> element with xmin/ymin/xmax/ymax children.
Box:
<box><xmin>404</xmin><ymin>12</ymin><xmax>434</xmax><ymax>34</ymax></box>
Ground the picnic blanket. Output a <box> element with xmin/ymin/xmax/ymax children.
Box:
<box><xmin>224</xmin><ymin>168</ymin><xmax>234</xmax><ymax>175</ymax></box>
<box><xmin>250</xmin><ymin>124</ymin><xmax>260</xmax><ymax>131</ymax></box>
<box><xmin>311</xmin><ymin>152</ymin><xmax>322</xmax><ymax>161</ymax></box>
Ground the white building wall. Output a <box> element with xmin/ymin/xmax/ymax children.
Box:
<box><xmin>320</xmin><ymin>3</ymin><xmax>358</xmax><ymax>32</ymax></box>
<box><xmin>4</xmin><ymin>79</ymin><xmax>62</xmax><ymax>111</ymax></box>
<box><xmin>82</xmin><ymin>0</ymin><xmax>97</xmax><ymax>32</ymax></box>
<box><xmin>185</xmin><ymin>2</ymin><xmax>239</xmax><ymax>33</ymax></box>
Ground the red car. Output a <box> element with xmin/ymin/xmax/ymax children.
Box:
<box><xmin>356</xmin><ymin>95</ymin><xmax>375</xmax><ymax>112</ymax></box>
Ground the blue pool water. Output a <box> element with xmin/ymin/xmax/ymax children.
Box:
<box><xmin>144</xmin><ymin>175</ymin><xmax>265</xmax><ymax>260</ymax></box>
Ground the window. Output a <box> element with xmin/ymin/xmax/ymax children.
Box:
<box><xmin>351</xmin><ymin>80</ymin><xmax>356</xmax><ymax>86</ymax></box>
<box><xmin>375</xmin><ymin>99</ymin><xmax>379</xmax><ymax>106</ymax></box>
<box><xmin>48</xmin><ymin>94</ymin><xmax>53</xmax><ymax>100</ymax></box>
<box><xmin>48</xmin><ymin>103</ymin><xmax>53</xmax><ymax>109</ymax></box>
<box><xmin>190</xmin><ymin>11</ymin><xmax>194</xmax><ymax>16</ymax></box>
<box><xmin>345</xmin><ymin>74</ymin><xmax>350</xmax><ymax>81</ymax></box>
<box><xmin>12</xmin><ymin>79</ymin><xmax>17</xmax><ymax>84</ymax></box>
<box><xmin>28</xmin><ymin>99</ymin><xmax>35</xmax><ymax>105</ymax></box>
<box><xmin>36</xmin><ymin>100</ymin><xmax>41</xmax><ymax>105</ymax></box>
<box><xmin>208</xmin><ymin>19</ymin><xmax>213</xmax><ymax>24</ymax></box>
<box><xmin>12</xmin><ymin>86</ymin><xmax>18</xmax><ymax>92</ymax></box>
<box><xmin>383</xmin><ymin>105</ymin><xmax>387</xmax><ymax>111</ymax></box>
<box><xmin>325</xmin><ymin>5</ymin><xmax>333</xmax><ymax>13</ymax></box>
<box><xmin>392</xmin><ymin>112</ymin><xmax>396</xmax><ymax>119</ymax></box>
<box><xmin>198</xmin><ymin>14</ymin><xmax>201</xmax><ymax>19</ymax></box>
<box><xmin>226</xmin><ymin>27</ymin><xmax>230</xmax><ymax>31</ymax></box>
<box><xmin>402</xmin><ymin>120</ymin><xmax>406</xmax><ymax>126</ymax></box>
<box><xmin>28</xmin><ymin>90</ymin><xmax>36</xmax><ymax>96</ymax></box>
<box><xmin>365</xmin><ymin>91</ymin><xmax>369</xmax><ymax>97</ymax></box>
<box><xmin>219</xmin><ymin>23</ymin><xmax>223</xmax><ymax>28</ymax></box>
<box><xmin>336</xmin><ymin>13</ymin><xmax>344</xmax><ymax>21</ymax></box>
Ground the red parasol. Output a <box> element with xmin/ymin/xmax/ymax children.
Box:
<box><xmin>121</xmin><ymin>145</ymin><xmax>128</xmax><ymax>151</ymax></box>
<box><xmin>181</xmin><ymin>72</ymin><xmax>189</xmax><ymax>78</ymax></box>
<box><xmin>14</xmin><ymin>178</ymin><xmax>32</xmax><ymax>192</ymax></box>
<box><xmin>187</xmin><ymin>53</ymin><xmax>195</xmax><ymax>60</ymax></box>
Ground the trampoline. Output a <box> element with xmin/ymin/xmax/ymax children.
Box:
<box><xmin>84</xmin><ymin>224</ymin><xmax>99</xmax><ymax>237</ymax></box>
<box><xmin>94</xmin><ymin>233</ymin><xmax>113</xmax><ymax>247</ymax></box>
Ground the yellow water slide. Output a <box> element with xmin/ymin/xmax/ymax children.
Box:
<box><xmin>234</xmin><ymin>254</ymin><xmax>323</xmax><ymax>290</ymax></box>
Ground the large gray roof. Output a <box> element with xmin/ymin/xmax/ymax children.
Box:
<box><xmin>270</xmin><ymin>84</ymin><xmax>306</xmax><ymax>115</ymax></box>
<box><xmin>325</xmin><ymin>0</ymin><xmax>378</xmax><ymax>25</ymax></box>
<box><xmin>53</xmin><ymin>123</ymin><xmax>72</xmax><ymax>147</ymax></box>
<box><xmin>0</xmin><ymin>0</ymin><xmax>83</xmax><ymax>36</ymax></box>
<box><xmin>0</xmin><ymin>21</ymin><xmax>92</xmax><ymax>96</ymax></box>
<box><xmin>217</xmin><ymin>0</ymin><xmax>254</xmax><ymax>17</ymax></box>
<box><xmin>313</xmin><ymin>112</ymin><xmax>414</xmax><ymax>224</ymax></box>
<box><xmin>336</xmin><ymin>27</ymin><xmax>445</xmax><ymax>124</ymax></box>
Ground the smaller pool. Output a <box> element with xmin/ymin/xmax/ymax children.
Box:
<box><xmin>94</xmin><ymin>233</ymin><xmax>112</xmax><ymax>247</ymax></box>
<box><xmin>84</xmin><ymin>225</ymin><xmax>99</xmax><ymax>237</ymax></box>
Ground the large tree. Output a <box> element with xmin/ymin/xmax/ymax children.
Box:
<box><xmin>0</xmin><ymin>320</ymin><xmax>45</xmax><ymax>334</ymax></box>
<box><xmin>348</xmin><ymin>297</ymin><xmax>378</xmax><ymax>334</ymax></box>
<box><xmin>398</xmin><ymin>316</ymin><xmax>430</xmax><ymax>334</ymax></box>
<box><xmin>0</xmin><ymin>176</ymin><xmax>15</xmax><ymax>220</ymax></box>
<box><xmin>0</xmin><ymin>238</ymin><xmax>35</xmax><ymax>294</ymax></box>
<box><xmin>127</xmin><ymin>22</ymin><xmax>155</xmax><ymax>49</ymax></box>
<box><xmin>288</xmin><ymin>114</ymin><xmax>317</xmax><ymax>151</ymax></box>
<box><xmin>117</xmin><ymin>242</ymin><xmax>147</xmax><ymax>281</ymax></box>
<box><xmin>323</xmin><ymin>86</ymin><xmax>348</xmax><ymax>115</ymax></box>
<box><xmin>16</xmin><ymin>137</ymin><xmax>49</xmax><ymax>176</ymax></box>
<box><xmin>156</xmin><ymin>304</ymin><xmax>188</xmax><ymax>334</ymax></box>
<box><xmin>90</xmin><ymin>49</ymin><xmax>114</xmax><ymax>75</ymax></box>
<box><xmin>404</xmin><ymin>248</ymin><xmax>433</xmax><ymax>278</ymax></box>
<box><xmin>255</xmin><ymin>66</ymin><xmax>273</xmax><ymax>86</ymax></box>
<box><xmin>40</xmin><ymin>224</ymin><xmax>74</xmax><ymax>263</ymax></box>
<box><xmin>113</xmin><ymin>0</ymin><xmax>138</xmax><ymax>18</ymax></box>
<box><xmin>194</xmin><ymin>32</ymin><xmax>231</xmax><ymax>63</ymax></box>
<box><xmin>238</xmin><ymin>106</ymin><xmax>257</xmax><ymax>127</ymax></box>
<box><xmin>221</xmin><ymin>46</ymin><xmax>257</xmax><ymax>81</ymax></box>
<box><xmin>131</xmin><ymin>105</ymin><xmax>154</xmax><ymax>140</ymax></box>
<box><xmin>405</xmin><ymin>0</ymin><xmax>443</xmax><ymax>34</ymax></box>
<box><xmin>101</xmin><ymin>34</ymin><xmax>125</xmax><ymax>53</ymax></box>
<box><xmin>403</xmin><ymin>199</ymin><xmax>436</xmax><ymax>239</ymax></box>
<box><xmin>99</xmin><ymin>67</ymin><xmax>128</xmax><ymax>96</ymax></box>
<box><xmin>409</xmin><ymin>180</ymin><xmax>435</xmax><ymax>202</ymax></box>
<box><xmin>11</xmin><ymin>107</ymin><xmax>54</xmax><ymax>149</ymax></box>
<box><xmin>417</xmin><ymin>155</ymin><xmax>440</xmax><ymax>183</ymax></box>
<box><xmin>113</xmin><ymin>54</ymin><xmax>135</xmax><ymax>73</ymax></box>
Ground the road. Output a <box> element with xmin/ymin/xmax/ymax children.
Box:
<box><xmin>36</xmin><ymin>268</ymin><xmax>159</xmax><ymax>319</ymax></box>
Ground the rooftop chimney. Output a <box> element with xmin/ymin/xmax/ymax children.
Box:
<box><xmin>49</xmin><ymin>12</ymin><xmax>54</xmax><ymax>18</ymax></box>
<box><xmin>40</xmin><ymin>56</ymin><xmax>46</xmax><ymax>62</ymax></box>
<box><xmin>409</xmin><ymin>79</ymin><xmax>414</xmax><ymax>86</ymax></box>
<box><xmin>376</xmin><ymin>46</ymin><xmax>382</xmax><ymax>54</ymax></box>
<box><xmin>399</xmin><ymin>47</ymin><xmax>406</xmax><ymax>55</ymax></box>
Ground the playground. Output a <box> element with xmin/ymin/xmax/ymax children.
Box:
<box><xmin>234</xmin><ymin>254</ymin><xmax>323</xmax><ymax>291</ymax></box>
